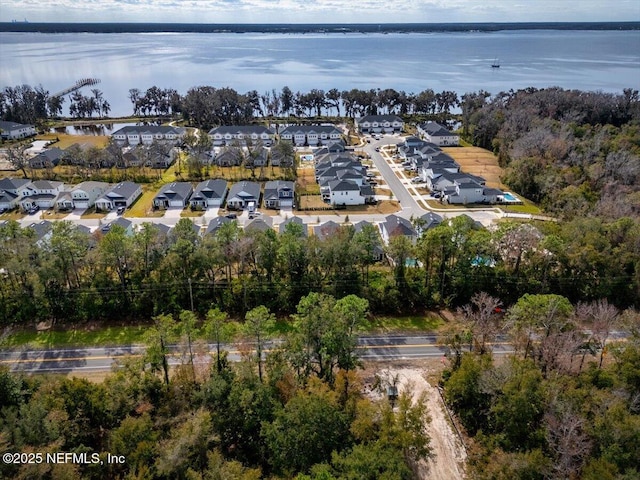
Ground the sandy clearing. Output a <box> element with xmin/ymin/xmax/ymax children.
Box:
<box><xmin>377</xmin><ymin>366</ymin><xmax>467</xmax><ymax>480</ymax></box>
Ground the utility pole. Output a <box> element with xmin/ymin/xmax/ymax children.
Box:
<box><xmin>188</xmin><ymin>278</ymin><xmax>194</xmax><ymax>311</ymax></box>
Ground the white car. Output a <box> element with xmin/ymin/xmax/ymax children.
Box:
<box><xmin>411</xmin><ymin>177</ymin><xmax>422</xmax><ymax>183</ymax></box>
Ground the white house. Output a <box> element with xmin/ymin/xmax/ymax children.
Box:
<box><xmin>208</xmin><ymin>125</ymin><xmax>275</xmax><ymax>146</ymax></box>
<box><xmin>56</xmin><ymin>181</ymin><xmax>109</xmax><ymax>210</ymax></box>
<box><xmin>112</xmin><ymin>126</ymin><xmax>186</xmax><ymax>146</ymax></box>
<box><xmin>19</xmin><ymin>180</ymin><xmax>65</xmax><ymax>211</ymax></box>
<box><xmin>355</xmin><ymin>115</ymin><xmax>404</xmax><ymax>134</ymax></box>
<box><xmin>280</xmin><ymin>125</ymin><xmax>342</xmax><ymax>146</ymax></box>
<box><xmin>0</xmin><ymin>121</ymin><xmax>36</xmax><ymax>140</ymax></box>
<box><xmin>417</xmin><ymin>121</ymin><xmax>460</xmax><ymax>146</ymax></box>
<box><xmin>328</xmin><ymin>180</ymin><xmax>365</xmax><ymax>206</ymax></box>
<box><xmin>0</xmin><ymin>178</ymin><xmax>31</xmax><ymax>211</ymax></box>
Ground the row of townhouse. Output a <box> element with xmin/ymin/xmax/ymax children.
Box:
<box><xmin>0</xmin><ymin>178</ymin><xmax>144</xmax><ymax>212</ymax></box>
<box><xmin>111</xmin><ymin>126</ymin><xmax>186</xmax><ymax>146</ymax></box>
<box><xmin>314</xmin><ymin>144</ymin><xmax>376</xmax><ymax>206</ymax></box>
<box><xmin>355</xmin><ymin>115</ymin><xmax>404</xmax><ymax>134</ymax></box>
<box><xmin>399</xmin><ymin>135</ymin><xmax>506</xmax><ymax>205</ymax></box>
<box><xmin>208</xmin><ymin>124</ymin><xmax>344</xmax><ymax>148</ymax></box>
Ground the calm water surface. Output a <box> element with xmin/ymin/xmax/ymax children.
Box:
<box><xmin>1</xmin><ymin>30</ymin><xmax>639</xmax><ymax>116</ymax></box>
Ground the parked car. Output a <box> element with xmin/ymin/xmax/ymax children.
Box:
<box><xmin>375</xmin><ymin>147</ymin><xmax>380</xmax><ymax>152</ymax></box>
<box><xmin>411</xmin><ymin>177</ymin><xmax>422</xmax><ymax>183</ymax></box>
<box><xmin>27</xmin><ymin>205</ymin><xmax>40</xmax><ymax>215</ymax></box>
<box><xmin>116</xmin><ymin>206</ymin><xmax>125</xmax><ymax>215</ymax></box>
<box><xmin>225</xmin><ymin>213</ymin><xmax>237</xmax><ymax>219</ymax></box>
<box><xmin>0</xmin><ymin>208</ymin><xmax>6</xmax><ymax>215</ymax></box>
<box><xmin>101</xmin><ymin>224</ymin><xmax>111</xmax><ymax>233</ymax></box>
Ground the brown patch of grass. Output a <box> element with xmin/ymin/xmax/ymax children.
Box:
<box><xmin>442</xmin><ymin>146</ymin><xmax>505</xmax><ymax>189</ymax></box>
<box><xmin>80</xmin><ymin>207</ymin><xmax>106</xmax><ymax>219</ymax></box>
<box><xmin>37</xmin><ymin>133</ymin><xmax>109</xmax><ymax>149</ymax></box>
<box><xmin>41</xmin><ymin>210</ymin><xmax>69</xmax><ymax>220</ymax></box>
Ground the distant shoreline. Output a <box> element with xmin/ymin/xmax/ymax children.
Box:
<box><xmin>1</xmin><ymin>21</ymin><xmax>639</xmax><ymax>34</ymax></box>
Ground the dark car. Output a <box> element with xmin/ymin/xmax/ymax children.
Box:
<box><xmin>225</xmin><ymin>213</ymin><xmax>237</xmax><ymax>219</ymax></box>
<box><xmin>116</xmin><ymin>206</ymin><xmax>125</xmax><ymax>215</ymax></box>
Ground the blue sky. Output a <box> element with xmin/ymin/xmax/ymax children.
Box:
<box><xmin>1</xmin><ymin>0</ymin><xmax>639</xmax><ymax>23</ymax></box>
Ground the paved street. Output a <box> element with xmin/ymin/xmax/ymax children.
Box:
<box><xmin>9</xmin><ymin>134</ymin><xmax>510</xmax><ymax>232</ymax></box>
<box><xmin>0</xmin><ymin>335</ymin><xmax>515</xmax><ymax>374</ymax></box>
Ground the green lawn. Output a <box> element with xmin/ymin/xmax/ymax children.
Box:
<box><xmin>361</xmin><ymin>314</ymin><xmax>443</xmax><ymax>333</ymax></box>
<box><xmin>0</xmin><ymin>325</ymin><xmax>150</xmax><ymax>349</ymax></box>
<box><xmin>0</xmin><ymin>314</ymin><xmax>445</xmax><ymax>350</ymax></box>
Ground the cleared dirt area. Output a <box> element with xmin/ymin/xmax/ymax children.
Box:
<box><xmin>363</xmin><ymin>361</ymin><xmax>467</xmax><ymax>480</ymax></box>
<box><xmin>443</xmin><ymin>146</ymin><xmax>505</xmax><ymax>189</ymax></box>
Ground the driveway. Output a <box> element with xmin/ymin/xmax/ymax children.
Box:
<box><xmin>65</xmin><ymin>208</ymin><xmax>87</xmax><ymax>220</ymax></box>
<box><xmin>163</xmin><ymin>207</ymin><xmax>184</xmax><ymax>219</ymax></box>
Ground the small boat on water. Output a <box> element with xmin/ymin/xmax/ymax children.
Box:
<box><xmin>491</xmin><ymin>58</ymin><xmax>500</xmax><ymax>68</ymax></box>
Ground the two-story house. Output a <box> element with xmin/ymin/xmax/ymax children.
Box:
<box><xmin>112</xmin><ymin>126</ymin><xmax>186</xmax><ymax>146</ymax></box>
<box><xmin>208</xmin><ymin>125</ymin><xmax>276</xmax><ymax>146</ymax></box>
<box><xmin>417</xmin><ymin>121</ymin><xmax>460</xmax><ymax>146</ymax></box>
<box><xmin>0</xmin><ymin>178</ymin><xmax>31</xmax><ymax>211</ymax></box>
<box><xmin>0</xmin><ymin>121</ymin><xmax>36</xmax><ymax>140</ymax></box>
<box><xmin>226</xmin><ymin>181</ymin><xmax>261</xmax><ymax>211</ymax></box>
<box><xmin>56</xmin><ymin>181</ymin><xmax>109</xmax><ymax>210</ymax></box>
<box><xmin>20</xmin><ymin>180</ymin><xmax>65</xmax><ymax>211</ymax></box>
<box><xmin>355</xmin><ymin>115</ymin><xmax>404</xmax><ymax>134</ymax></box>
<box><xmin>280</xmin><ymin>125</ymin><xmax>343</xmax><ymax>146</ymax></box>
<box><xmin>263</xmin><ymin>180</ymin><xmax>294</xmax><ymax>209</ymax></box>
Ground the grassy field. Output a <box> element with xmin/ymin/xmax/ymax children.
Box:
<box><xmin>36</xmin><ymin>133</ymin><xmax>110</xmax><ymax>149</ymax></box>
<box><xmin>0</xmin><ymin>313</ymin><xmax>446</xmax><ymax>350</ymax></box>
<box><xmin>442</xmin><ymin>146</ymin><xmax>506</xmax><ymax>189</ymax></box>
<box><xmin>126</xmin><ymin>189</ymin><xmax>164</xmax><ymax>218</ymax></box>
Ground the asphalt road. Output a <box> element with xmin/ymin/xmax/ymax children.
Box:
<box><xmin>0</xmin><ymin>335</ymin><xmax>516</xmax><ymax>374</ymax></box>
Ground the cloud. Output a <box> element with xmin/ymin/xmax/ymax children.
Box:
<box><xmin>0</xmin><ymin>0</ymin><xmax>638</xmax><ymax>23</ymax></box>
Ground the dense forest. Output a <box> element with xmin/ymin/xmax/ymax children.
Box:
<box><xmin>0</xmin><ymin>213</ymin><xmax>638</xmax><ymax>326</ymax></box>
<box><xmin>0</xmin><ymin>294</ymin><xmax>433</xmax><ymax>480</ymax></box>
<box><xmin>461</xmin><ymin>87</ymin><xmax>640</xmax><ymax>219</ymax></box>
<box><xmin>441</xmin><ymin>293</ymin><xmax>640</xmax><ymax>480</ymax></box>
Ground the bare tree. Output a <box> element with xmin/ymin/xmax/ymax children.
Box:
<box><xmin>544</xmin><ymin>405</ymin><xmax>592</xmax><ymax>479</ymax></box>
<box><xmin>577</xmin><ymin>299</ymin><xmax>620</xmax><ymax>369</ymax></box>
<box><xmin>5</xmin><ymin>144</ymin><xmax>30</xmax><ymax>178</ymax></box>
<box><xmin>459</xmin><ymin>291</ymin><xmax>503</xmax><ymax>354</ymax></box>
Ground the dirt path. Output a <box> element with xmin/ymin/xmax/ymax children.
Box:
<box><xmin>391</xmin><ymin>367</ymin><xmax>467</xmax><ymax>480</ymax></box>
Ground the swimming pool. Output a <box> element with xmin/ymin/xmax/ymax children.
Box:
<box><xmin>503</xmin><ymin>192</ymin><xmax>518</xmax><ymax>202</ymax></box>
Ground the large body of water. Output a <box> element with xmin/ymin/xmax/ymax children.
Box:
<box><xmin>1</xmin><ymin>28</ymin><xmax>639</xmax><ymax>117</ymax></box>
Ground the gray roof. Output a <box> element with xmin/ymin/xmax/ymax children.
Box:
<box><xmin>383</xmin><ymin>215</ymin><xmax>417</xmax><ymax>238</ymax></box>
<box><xmin>313</xmin><ymin>220</ymin><xmax>341</xmax><ymax>240</ymax></box>
<box><xmin>227</xmin><ymin>181</ymin><xmax>261</xmax><ymax>202</ymax></box>
<box><xmin>281</xmin><ymin>125</ymin><xmax>342</xmax><ymax>135</ymax></box>
<box><xmin>28</xmin><ymin>221</ymin><xmax>53</xmax><ymax>243</ymax></box>
<box><xmin>154</xmin><ymin>182</ymin><xmax>193</xmax><ymax>202</ymax></box>
<box><xmin>111</xmin><ymin>217</ymin><xmax>133</xmax><ymax>230</ymax></box>
<box><xmin>245</xmin><ymin>218</ymin><xmax>273</xmax><ymax>232</ymax></box>
<box><xmin>192</xmin><ymin>179</ymin><xmax>227</xmax><ymax>200</ymax></box>
<box><xmin>104</xmin><ymin>181</ymin><xmax>141</xmax><ymax>200</ymax></box>
<box><xmin>30</xmin><ymin>180</ymin><xmax>63</xmax><ymax>190</ymax></box>
<box><xmin>206</xmin><ymin>216</ymin><xmax>235</xmax><ymax>235</ymax></box>
<box><xmin>0</xmin><ymin>178</ymin><xmax>30</xmax><ymax>191</ymax></box>
<box><xmin>483</xmin><ymin>187</ymin><xmax>504</xmax><ymax>196</ymax></box>
<box><xmin>112</xmin><ymin>125</ymin><xmax>185</xmax><ymax>136</ymax></box>
<box><xmin>329</xmin><ymin>179</ymin><xmax>360</xmax><ymax>192</ymax></box>
<box><xmin>419</xmin><ymin>212</ymin><xmax>443</xmax><ymax>230</ymax></box>
<box><xmin>0</xmin><ymin>120</ymin><xmax>33</xmax><ymax>130</ymax></box>
<box><xmin>279</xmin><ymin>216</ymin><xmax>307</xmax><ymax>236</ymax></box>
<box><xmin>263</xmin><ymin>180</ymin><xmax>294</xmax><ymax>201</ymax></box>
<box><xmin>357</xmin><ymin>114</ymin><xmax>403</xmax><ymax>123</ymax></box>
<box><xmin>208</xmin><ymin>125</ymin><xmax>275</xmax><ymax>135</ymax></box>
<box><xmin>421</xmin><ymin>121</ymin><xmax>454</xmax><ymax>137</ymax></box>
